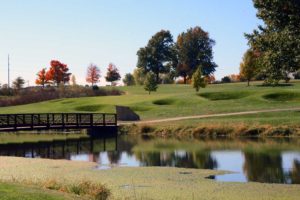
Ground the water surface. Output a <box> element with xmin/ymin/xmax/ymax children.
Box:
<box><xmin>0</xmin><ymin>135</ymin><xmax>299</xmax><ymax>184</ymax></box>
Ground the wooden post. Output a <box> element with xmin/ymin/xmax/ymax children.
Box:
<box><xmin>114</xmin><ymin>114</ymin><xmax>117</xmax><ymax>125</ymax></box>
<box><xmin>76</xmin><ymin>114</ymin><xmax>79</xmax><ymax>128</ymax></box>
<box><xmin>7</xmin><ymin>114</ymin><xmax>9</xmax><ymax>127</ymax></box>
<box><xmin>14</xmin><ymin>114</ymin><xmax>17</xmax><ymax>130</ymax></box>
<box><xmin>38</xmin><ymin>114</ymin><xmax>40</xmax><ymax>126</ymax></box>
<box><xmin>31</xmin><ymin>114</ymin><xmax>34</xmax><ymax>129</ymax></box>
<box><xmin>90</xmin><ymin>114</ymin><xmax>93</xmax><ymax>127</ymax></box>
<box><xmin>62</xmin><ymin>113</ymin><xmax>65</xmax><ymax>129</ymax></box>
<box><xmin>103</xmin><ymin>114</ymin><xmax>106</xmax><ymax>126</ymax></box>
<box><xmin>47</xmin><ymin>114</ymin><xmax>50</xmax><ymax>128</ymax></box>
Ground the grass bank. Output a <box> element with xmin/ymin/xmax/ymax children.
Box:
<box><xmin>0</xmin><ymin>157</ymin><xmax>299</xmax><ymax>200</ymax></box>
<box><xmin>120</xmin><ymin>120</ymin><xmax>300</xmax><ymax>138</ymax></box>
<box><xmin>0</xmin><ymin>182</ymin><xmax>82</xmax><ymax>200</ymax></box>
<box><xmin>0</xmin><ymin>132</ymin><xmax>86</xmax><ymax>144</ymax></box>
<box><xmin>0</xmin><ymin>81</ymin><xmax>300</xmax><ymax>121</ymax></box>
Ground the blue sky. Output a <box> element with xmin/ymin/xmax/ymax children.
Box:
<box><xmin>0</xmin><ymin>0</ymin><xmax>261</xmax><ymax>85</ymax></box>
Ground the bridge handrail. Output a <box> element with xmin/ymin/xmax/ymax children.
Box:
<box><xmin>0</xmin><ymin>113</ymin><xmax>117</xmax><ymax>130</ymax></box>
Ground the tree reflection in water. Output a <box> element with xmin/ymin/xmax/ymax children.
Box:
<box><xmin>107</xmin><ymin>151</ymin><xmax>122</xmax><ymax>164</ymax></box>
<box><xmin>243</xmin><ymin>150</ymin><xmax>285</xmax><ymax>183</ymax></box>
<box><xmin>134</xmin><ymin>150</ymin><xmax>217</xmax><ymax>169</ymax></box>
<box><xmin>291</xmin><ymin>160</ymin><xmax>300</xmax><ymax>184</ymax></box>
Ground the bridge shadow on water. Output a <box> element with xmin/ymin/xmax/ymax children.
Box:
<box><xmin>0</xmin><ymin>135</ymin><xmax>118</xmax><ymax>162</ymax></box>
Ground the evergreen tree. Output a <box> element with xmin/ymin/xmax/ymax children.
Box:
<box><xmin>144</xmin><ymin>72</ymin><xmax>158</xmax><ymax>94</ymax></box>
<box><xmin>192</xmin><ymin>67</ymin><xmax>206</xmax><ymax>92</ymax></box>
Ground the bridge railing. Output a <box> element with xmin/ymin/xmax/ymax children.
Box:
<box><xmin>0</xmin><ymin>113</ymin><xmax>117</xmax><ymax>130</ymax></box>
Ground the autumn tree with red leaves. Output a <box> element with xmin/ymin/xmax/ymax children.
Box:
<box><xmin>46</xmin><ymin>60</ymin><xmax>71</xmax><ymax>86</ymax></box>
<box><xmin>86</xmin><ymin>64</ymin><xmax>101</xmax><ymax>86</ymax></box>
<box><xmin>105</xmin><ymin>63</ymin><xmax>121</xmax><ymax>85</ymax></box>
<box><xmin>35</xmin><ymin>68</ymin><xmax>48</xmax><ymax>87</ymax></box>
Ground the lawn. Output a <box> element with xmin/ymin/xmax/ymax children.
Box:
<box><xmin>0</xmin><ymin>182</ymin><xmax>80</xmax><ymax>200</ymax></box>
<box><xmin>1</xmin><ymin>81</ymin><xmax>300</xmax><ymax>125</ymax></box>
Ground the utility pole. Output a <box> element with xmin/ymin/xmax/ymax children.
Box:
<box><xmin>8</xmin><ymin>54</ymin><xmax>10</xmax><ymax>89</ymax></box>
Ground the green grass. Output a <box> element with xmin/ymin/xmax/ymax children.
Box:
<box><xmin>199</xmin><ymin>91</ymin><xmax>251</xmax><ymax>100</ymax></box>
<box><xmin>263</xmin><ymin>91</ymin><xmax>300</xmax><ymax>101</ymax></box>
<box><xmin>0</xmin><ymin>133</ymin><xmax>87</xmax><ymax>144</ymax></box>
<box><xmin>0</xmin><ymin>182</ymin><xmax>80</xmax><ymax>200</ymax></box>
<box><xmin>1</xmin><ymin>81</ymin><xmax>300</xmax><ymax>125</ymax></box>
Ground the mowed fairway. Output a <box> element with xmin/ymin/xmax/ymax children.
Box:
<box><xmin>1</xmin><ymin>81</ymin><xmax>300</xmax><ymax>125</ymax></box>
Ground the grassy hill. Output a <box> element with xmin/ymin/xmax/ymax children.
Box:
<box><xmin>1</xmin><ymin>81</ymin><xmax>300</xmax><ymax>125</ymax></box>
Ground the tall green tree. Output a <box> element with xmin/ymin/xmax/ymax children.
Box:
<box><xmin>144</xmin><ymin>72</ymin><xmax>158</xmax><ymax>94</ymax></box>
<box><xmin>137</xmin><ymin>30</ymin><xmax>174</xmax><ymax>83</ymax></box>
<box><xmin>175</xmin><ymin>26</ymin><xmax>217</xmax><ymax>84</ymax></box>
<box><xmin>123</xmin><ymin>73</ymin><xmax>135</xmax><ymax>86</ymax></box>
<box><xmin>192</xmin><ymin>67</ymin><xmax>206</xmax><ymax>92</ymax></box>
<box><xmin>239</xmin><ymin>49</ymin><xmax>260</xmax><ymax>86</ymax></box>
<box><xmin>245</xmin><ymin>0</ymin><xmax>300</xmax><ymax>85</ymax></box>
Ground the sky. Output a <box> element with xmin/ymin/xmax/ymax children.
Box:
<box><xmin>0</xmin><ymin>0</ymin><xmax>261</xmax><ymax>86</ymax></box>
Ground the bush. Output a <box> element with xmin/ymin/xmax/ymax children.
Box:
<box><xmin>221</xmin><ymin>76</ymin><xmax>231</xmax><ymax>83</ymax></box>
<box><xmin>92</xmin><ymin>85</ymin><xmax>99</xmax><ymax>90</ymax></box>
<box><xmin>0</xmin><ymin>86</ymin><xmax>123</xmax><ymax>107</ymax></box>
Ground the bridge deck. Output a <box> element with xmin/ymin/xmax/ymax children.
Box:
<box><xmin>0</xmin><ymin>113</ymin><xmax>117</xmax><ymax>132</ymax></box>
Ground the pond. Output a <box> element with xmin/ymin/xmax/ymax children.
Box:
<box><xmin>0</xmin><ymin>135</ymin><xmax>299</xmax><ymax>185</ymax></box>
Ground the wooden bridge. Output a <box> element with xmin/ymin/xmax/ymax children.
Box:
<box><xmin>0</xmin><ymin>113</ymin><xmax>117</xmax><ymax>133</ymax></box>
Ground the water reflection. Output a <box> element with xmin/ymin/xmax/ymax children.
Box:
<box><xmin>243</xmin><ymin>151</ymin><xmax>285</xmax><ymax>183</ymax></box>
<box><xmin>0</xmin><ymin>135</ymin><xmax>300</xmax><ymax>184</ymax></box>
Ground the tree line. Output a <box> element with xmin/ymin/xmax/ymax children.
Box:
<box><xmin>123</xmin><ymin>26</ymin><xmax>218</xmax><ymax>93</ymax></box>
<box><xmin>35</xmin><ymin>61</ymin><xmax>121</xmax><ymax>88</ymax></box>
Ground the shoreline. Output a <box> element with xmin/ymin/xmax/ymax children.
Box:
<box><xmin>120</xmin><ymin>123</ymin><xmax>300</xmax><ymax>138</ymax></box>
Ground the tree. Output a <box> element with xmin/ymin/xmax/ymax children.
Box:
<box><xmin>245</xmin><ymin>0</ymin><xmax>300</xmax><ymax>85</ymax></box>
<box><xmin>105</xmin><ymin>63</ymin><xmax>121</xmax><ymax>85</ymax></box>
<box><xmin>229</xmin><ymin>74</ymin><xmax>241</xmax><ymax>82</ymax></box>
<box><xmin>86</xmin><ymin>64</ymin><xmax>100</xmax><ymax>86</ymax></box>
<box><xmin>175</xmin><ymin>26</ymin><xmax>217</xmax><ymax>84</ymax></box>
<box><xmin>46</xmin><ymin>60</ymin><xmax>71</xmax><ymax>86</ymax></box>
<box><xmin>123</xmin><ymin>73</ymin><xmax>135</xmax><ymax>86</ymax></box>
<box><xmin>240</xmin><ymin>50</ymin><xmax>259</xmax><ymax>86</ymax></box>
<box><xmin>221</xmin><ymin>76</ymin><xmax>231</xmax><ymax>83</ymax></box>
<box><xmin>137</xmin><ymin>30</ymin><xmax>174</xmax><ymax>82</ymax></box>
<box><xmin>144</xmin><ymin>72</ymin><xmax>158</xmax><ymax>94</ymax></box>
<box><xmin>205</xmin><ymin>75</ymin><xmax>216</xmax><ymax>84</ymax></box>
<box><xmin>35</xmin><ymin>68</ymin><xmax>48</xmax><ymax>88</ymax></box>
<box><xmin>13</xmin><ymin>76</ymin><xmax>25</xmax><ymax>90</ymax></box>
<box><xmin>294</xmin><ymin>71</ymin><xmax>300</xmax><ymax>80</ymax></box>
<box><xmin>133</xmin><ymin>68</ymin><xmax>146</xmax><ymax>85</ymax></box>
<box><xmin>192</xmin><ymin>67</ymin><xmax>206</xmax><ymax>92</ymax></box>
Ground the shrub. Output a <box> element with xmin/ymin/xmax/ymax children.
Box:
<box><xmin>92</xmin><ymin>85</ymin><xmax>99</xmax><ymax>90</ymax></box>
<box><xmin>221</xmin><ymin>76</ymin><xmax>231</xmax><ymax>83</ymax></box>
<box><xmin>0</xmin><ymin>86</ymin><xmax>123</xmax><ymax>107</ymax></box>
